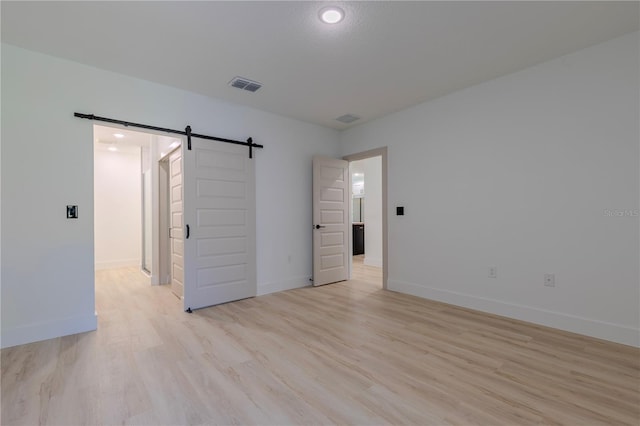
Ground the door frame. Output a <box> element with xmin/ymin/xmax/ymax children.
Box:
<box><xmin>158</xmin><ymin>155</ymin><xmax>170</xmax><ymax>285</ymax></box>
<box><xmin>343</xmin><ymin>147</ymin><xmax>388</xmax><ymax>290</ymax></box>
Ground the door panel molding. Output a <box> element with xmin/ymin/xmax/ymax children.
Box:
<box><xmin>313</xmin><ymin>156</ymin><xmax>349</xmax><ymax>286</ymax></box>
<box><xmin>182</xmin><ymin>140</ymin><xmax>257</xmax><ymax>310</ymax></box>
<box><xmin>169</xmin><ymin>149</ymin><xmax>185</xmax><ymax>299</ymax></box>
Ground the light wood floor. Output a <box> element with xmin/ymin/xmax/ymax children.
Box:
<box><xmin>2</xmin><ymin>268</ymin><xmax>639</xmax><ymax>425</ymax></box>
<box><xmin>352</xmin><ymin>255</ymin><xmax>382</xmax><ymax>285</ymax></box>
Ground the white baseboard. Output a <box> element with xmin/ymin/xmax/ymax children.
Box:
<box><xmin>1</xmin><ymin>312</ymin><xmax>98</xmax><ymax>349</ymax></box>
<box><xmin>95</xmin><ymin>259</ymin><xmax>140</xmax><ymax>270</ymax></box>
<box><xmin>258</xmin><ymin>275</ymin><xmax>311</xmax><ymax>296</ymax></box>
<box><xmin>389</xmin><ymin>279</ymin><xmax>640</xmax><ymax>348</ymax></box>
<box><xmin>364</xmin><ymin>256</ymin><xmax>383</xmax><ymax>268</ymax></box>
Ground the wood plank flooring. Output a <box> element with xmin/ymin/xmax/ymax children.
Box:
<box><xmin>1</xmin><ymin>267</ymin><xmax>638</xmax><ymax>425</ymax></box>
<box><xmin>351</xmin><ymin>255</ymin><xmax>382</xmax><ymax>285</ymax></box>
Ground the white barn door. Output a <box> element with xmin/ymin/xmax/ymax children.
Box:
<box><xmin>313</xmin><ymin>156</ymin><xmax>349</xmax><ymax>286</ymax></box>
<box><xmin>182</xmin><ymin>139</ymin><xmax>256</xmax><ymax>311</ymax></box>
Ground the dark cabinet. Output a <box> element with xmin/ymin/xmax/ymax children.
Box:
<box><xmin>353</xmin><ymin>223</ymin><xmax>365</xmax><ymax>255</ymax></box>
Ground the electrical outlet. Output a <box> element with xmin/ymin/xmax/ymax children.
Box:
<box><xmin>488</xmin><ymin>267</ymin><xmax>497</xmax><ymax>279</ymax></box>
<box><xmin>544</xmin><ymin>273</ymin><xmax>555</xmax><ymax>287</ymax></box>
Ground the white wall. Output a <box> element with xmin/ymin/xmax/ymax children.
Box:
<box><xmin>94</xmin><ymin>148</ymin><xmax>142</xmax><ymax>270</ymax></box>
<box><xmin>363</xmin><ymin>156</ymin><xmax>382</xmax><ymax>267</ymax></box>
<box><xmin>340</xmin><ymin>32</ymin><xmax>640</xmax><ymax>347</ymax></box>
<box><xmin>1</xmin><ymin>44</ymin><xmax>339</xmax><ymax>348</ymax></box>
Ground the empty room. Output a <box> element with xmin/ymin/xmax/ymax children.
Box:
<box><xmin>1</xmin><ymin>2</ymin><xmax>638</xmax><ymax>425</ymax></box>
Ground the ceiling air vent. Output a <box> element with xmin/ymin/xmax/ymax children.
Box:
<box><xmin>336</xmin><ymin>114</ymin><xmax>361</xmax><ymax>124</ymax></box>
<box><xmin>229</xmin><ymin>76</ymin><xmax>262</xmax><ymax>93</ymax></box>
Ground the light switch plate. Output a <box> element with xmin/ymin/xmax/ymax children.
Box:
<box><xmin>67</xmin><ymin>205</ymin><xmax>78</xmax><ymax>219</ymax></box>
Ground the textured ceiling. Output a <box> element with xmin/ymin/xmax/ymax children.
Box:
<box><xmin>2</xmin><ymin>1</ymin><xmax>638</xmax><ymax>129</ymax></box>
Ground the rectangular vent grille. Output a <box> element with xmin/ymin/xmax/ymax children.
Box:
<box><xmin>229</xmin><ymin>76</ymin><xmax>262</xmax><ymax>93</ymax></box>
<box><xmin>336</xmin><ymin>114</ymin><xmax>361</xmax><ymax>124</ymax></box>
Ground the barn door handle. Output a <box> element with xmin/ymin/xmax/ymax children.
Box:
<box><xmin>186</xmin><ymin>224</ymin><xmax>190</xmax><ymax>239</ymax></box>
<box><xmin>314</xmin><ymin>224</ymin><xmax>326</xmax><ymax>229</ymax></box>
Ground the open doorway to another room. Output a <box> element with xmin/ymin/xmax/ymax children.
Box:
<box><xmin>94</xmin><ymin>126</ymin><xmax>149</xmax><ymax>277</ymax></box>
<box><xmin>93</xmin><ymin>124</ymin><xmax>181</xmax><ymax>289</ymax></box>
<box><xmin>349</xmin><ymin>156</ymin><xmax>383</xmax><ymax>288</ymax></box>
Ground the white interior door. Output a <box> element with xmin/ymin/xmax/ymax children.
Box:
<box><xmin>169</xmin><ymin>149</ymin><xmax>185</xmax><ymax>299</ymax></box>
<box><xmin>182</xmin><ymin>138</ymin><xmax>256</xmax><ymax>311</ymax></box>
<box><xmin>313</xmin><ymin>156</ymin><xmax>349</xmax><ymax>286</ymax></box>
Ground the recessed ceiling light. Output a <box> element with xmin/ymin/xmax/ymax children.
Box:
<box><xmin>113</xmin><ymin>133</ymin><xmax>124</xmax><ymax>139</ymax></box>
<box><xmin>108</xmin><ymin>146</ymin><xmax>118</xmax><ymax>152</ymax></box>
<box><xmin>319</xmin><ymin>6</ymin><xmax>344</xmax><ymax>24</ymax></box>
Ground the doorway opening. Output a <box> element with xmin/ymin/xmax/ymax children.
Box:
<box><xmin>344</xmin><ymin>147</ymin><xmax>388</xmax><ymax>290</ymax></box>
<box><xmin>348</xmin><ymin>157</ymin><xmax>382</xmax><ymax>288</ymax></box>
<box><xmin>93</xmin><ymin>124</ymin><xmax>181</xmax><ymax>287</ymax></box>
<box><xmin>93</xmin><ymin>120</ymin><xmax>258</xmax><ymax>314</ymax></box>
